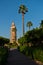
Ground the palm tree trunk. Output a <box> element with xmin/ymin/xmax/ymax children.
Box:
<box><xmin>29</xmin><ymin>26</ymin><xmax>30</xmax><ymax>31</ymax></box>
<box><xmin>22</xmin><ymin>13</ymin><xmax>24</xmax><ymax>36</ymax></box>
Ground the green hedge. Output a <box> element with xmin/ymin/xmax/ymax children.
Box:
<box><xmin>18</xmin><ymin>45</ymin><xmax>29</xmax><ymax>56</ymax></box>
<box><xmin>33</xmin><ymin>47</ymin><xmax>43</xmax><ymax>62</ymax></box>
<box><xmin>18</xmin><ymin>46</ymin><xmax>43</xmax><ymax>62</ymax></box>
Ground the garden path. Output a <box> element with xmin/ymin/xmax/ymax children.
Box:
<box><xmin>6</xmin><ymin>48</ymin><xmax>40</xmax><ymax>65</ymax></box>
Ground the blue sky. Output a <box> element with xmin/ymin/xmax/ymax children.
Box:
<box><xmin>0</xmin><ymin>0</ymin><xmax>43</xmax><ymax>39</ymax></box>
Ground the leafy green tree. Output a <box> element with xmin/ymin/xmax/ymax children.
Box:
<box><xmin>0</xmin><ymin>36</ymin><xmax>9</xmax><ymax>46</ymax></box>
<box><xmin>18</xmin><ymin>37</ymin><xmax>26</xmax><ymax>45</ymax></box>
<box><xmin>27</xmin><ymin>21</ymin><xmax>33</xmax><ymax>31</ymax></box>
<box><xmin>18</xmin><ymin>4</ymin><xmax>28</xmax><ymax>35</ymax></box>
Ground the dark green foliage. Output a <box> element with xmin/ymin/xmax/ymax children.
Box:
<box><xmin>28</xmin><ymin>47</ymin><xmax>43</xmax><ymax>62</ymax></box>
<box><xmin>0</xmin><ymin>46</ymin><xmax>8</xmax><ymax>65</ymax></box>
<box><xmin>32</xmin><ymin>47</ymin><xmax>43</xmax><ymax>62</ymax></box>
<box><xmin>18</xmin><ymin>46</ymin><xmax>43</xmax><ymax>62</ymax></box>
<box><xmin>18</xmin><ymin>25</ymin><xmax>43</xmax><ymax>62</ymax></box>
<box><xmin>0</xmin><ymin>36</ymin><xmax>9</xmax><ymax>46</ymax></box>
<box><xmin>18</xmin><ymin>37</ymin><xmax>26</xmax><ymax>45</ymax></box>
<box><xmin>18</xmin><ymin>28</ymin><xmax>43</xmax><ymax>47</ymax></box>
<box><xmin>18</xmin><ymin>45</ymin><xmax>29</xmax><ymax>56</ymax></box>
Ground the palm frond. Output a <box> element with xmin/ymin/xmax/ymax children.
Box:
<box><xmin>18</xmin><ymin>4</ymin><xmax>28</xmax><ymax>14</ymax></box>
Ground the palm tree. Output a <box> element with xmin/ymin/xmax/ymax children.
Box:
<box><xmin>40</xmin><ymin>20</ymin><xmax>43</xmax><ymax>29</ymax></box>
<box><xmin>27</xmin><ymin>21</ymin><xmax>33</xmax><ymax>31</ymax></box>
<box><xmin>18</xmin><ymin>4</ymin><xmax>28</xmax><ymax>35</ymax></box>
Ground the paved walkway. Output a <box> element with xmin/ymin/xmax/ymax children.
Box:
<box><xmin>6</xmin><ymin>48</ymin><xmax>39</xmax><ymax>65</ymax></box>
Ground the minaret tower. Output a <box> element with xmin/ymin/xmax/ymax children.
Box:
<box><xmin>10</xmin><ymin>22</ymin><xmax>16</xmax><ymax>43</ymax></box>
